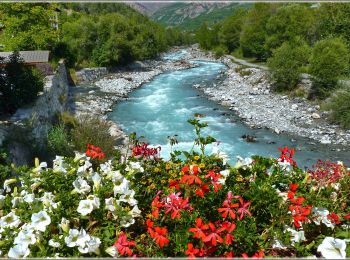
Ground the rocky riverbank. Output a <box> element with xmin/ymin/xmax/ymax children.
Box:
<box><xmin>69</xmin><ymin>56</ymin><xmax>196</xmax><ymax>144</ymax></box>
<box><xmin>182</xmin><ymin>46</ymin><xmax>350</xmax><ymax>146</ymax></box>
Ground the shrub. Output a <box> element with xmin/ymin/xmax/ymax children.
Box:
<box><xmin>0</xmin><ymin>51</ymin><xmax>44</xmax><ymax>114</ymax></box>
<box><xmin>70</xmin><ymin>115</ymin><xmax>116</xmax><ymax>158</ymax></box>
<box><xmin>267</xmin><ymin>39</ymin><xmax>310</xmax><ymax>91</ymax></box>
<box><xmin>47</xmin><ymin>124</ymin><xmax>74</xmax><ymax>157</ymax></box>
<box><xmin>213</xmin><ymin>45</ymin><xmax>227</xmax><ymax>58</ymax></box>
<box><xmin>309</xmin><ymin>37</ymin><xmax>350</xmax><ymax>97</ymax></box>
<box><xmin>327</xmin><ymin>88</ymin><xmax>350</xmax><ymax>129</ymax></box>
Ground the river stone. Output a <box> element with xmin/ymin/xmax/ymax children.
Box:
<box><xmin>274</xmin><ymin>128</ymin><xmax>280</xmax><ymax>134</ymax></box>
<box><xmin>291</xmin><ymin>104</ymin><xmax>298</xmax><ymax>110</ymax></box>
<box><xmin>312</xmin><ymin>113</ymin><xmax>321</xmax><ymax>119</ymax></box>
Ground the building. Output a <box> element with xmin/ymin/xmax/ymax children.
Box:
<box><xmin>0</xmin><ymin>50</ymin><xmax>53</xmax><ymax>75</ymax></box>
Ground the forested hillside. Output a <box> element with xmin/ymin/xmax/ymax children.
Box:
<box><xmin>151</xmin><ymin>3</ymin><xmax>249</xmax><ymax>31</ymax></box>
<box><xmin>195</xmin><ymin>3</ymin><xmax>350</xmax><ymax>128</ymax></box>
<box><xmin>0</xmin><ymin>3</ymin><xmax>193</xmax><ymax>68</ymax></box>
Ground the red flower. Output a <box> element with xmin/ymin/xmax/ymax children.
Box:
<box><xmin>328</xmin><ymin>212</ymin><xmax>341</xmax><ymax>225</ymax></box>
<box><xmin>169</xmin><ymin>180</ymin><xmax>180</xmax><ymax>190</ymax></box>
<box><xmin>235</xmin><ymin>196</ymin><xmax>252</xmax><ymax>220</ymax></box>
<box><xmin>289</xmin><ymin>183</ymin><xmax>298</xmax><ymax>192</ymax></box>
<box><xmin>163</xmin><ymin>192</ymin><xmax>192</xmax><ymax>219</ymax></box>
<box><xmin>153</xmin><ymin>227</ymin><xmax>170</xmax><ymax>248</ymax></box>
<box><xmin>151</xmin><ymin>191</ymin><xmax>163</xmax><ymax>219</ymax></box>
<box><xmin>189</xmin><ymin>218</ymin><xmax>209</xmax><ymax>240</ymax></box>
<box><xmin>146</xmin><ymin>219</ymin><xmax>155</xmax><ymax>237</ymax></box>
<box><xmin>86</xmin><ymin>144</ymin><xmax>105</xmax><ymax>160</ymax></box>
<box><xmin>113</xmin><ymin>232</ymin><xmax>135</xmax><ymax>257</ymax></box>
<box><xmin>131</xmin><ymin>143</ymin><xmax>161</xmax><ymax>159</ymax></box>
<box><xmin>203</xmin><ymin>222</ymin><xmax>223</xmax><ymax>246</ymax></box>
<box><xmin>278</xmin><ymin>146</ymin><xmax>297</xmax><ymax>167</ymax></box>
<box><xmin>180</xmin><ymin>174</ymin><xmax>202</xmax><ymax>185</ymax></box>
<box><xmin>242</xmin><ymin>251</ymin><xmax>264</xmax><ymax>259</ymax></box>
<box><xmin>185</xmin><ymin>243</ymin><xmax>200</xmax><ymax>258</ymax></box>
<box><xmin>195</xmin><ymin>184</ymin><xmax>210</xmax><ymax>198</ymax></box>
<box><xmin>182</xmin><ymin>165</ymin><xmax>190</xmax><ymax>174</ymax></box>
<box><xmin>344</xmin><ymin>212</ymin><xmax>350</xmax><ymax>219</ymax></box>
<box><xmin>225</xmin><ymin>252</ymin><xmax>234</xmax><ymax>258</ymax></box>
<box><xmin>218</xmin><ymin>203</ymin><xmax>238</xmax><ymax>219</ymax></box>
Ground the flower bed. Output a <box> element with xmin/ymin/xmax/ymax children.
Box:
<box><xmin>0</xmin><ymin>119</ymin><xmax>349</xmax><ymax>258</ymax></box>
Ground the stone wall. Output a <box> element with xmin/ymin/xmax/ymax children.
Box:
<box><xmin>76</xmin><ymin>67</ymin><xmax>108</xmax><ymax>83</ymax></box>
<box><xmin>30</xmin><ymin>61</ymin><xmax>69</xmax><ymax>148</ymax></box>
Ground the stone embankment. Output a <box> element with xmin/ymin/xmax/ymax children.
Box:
<box><xmin>184</xmin><ymin>46</ymin><xmax>350</xmax><ymax>146</ymax></box>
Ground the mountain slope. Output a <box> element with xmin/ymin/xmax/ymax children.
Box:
<box><xmin>151</xmin><ymin>3</ymin><xmax>250</xmax><ymax>31</ymax></box>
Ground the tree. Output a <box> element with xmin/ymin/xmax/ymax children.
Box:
<box><xmin>267</xmin><ymin>38</ymin><xmax>311</xmax><ymax>91</ymax></box>
<box><xmin>265</xmin><ymin>4</ymin><xmax>317</xmax><ymax>54</ymax></box>
<box><xmin>0</xmin><ymin>52</ymin><xmax>44</xmax><ymax>114</ymax></box>
<box><xmin>0</xmin><ymin>3</ymin><xmax>58</xmax><ymax>51</ymax></box>
<box><xmin>218</xmin><ymin>9</ymin><xmax>247</xmax><ymax>53</ymax></box>
<box><xmin>328</xmin><ymin>89</ymin><xmax>350</xmax><ymax>129</ymax></box>
<box><xmin>239</xmin><ymin>3</ymin><xmax>278</xmax><ymax>60</ymax></box>
<box><xmin>309</xmin><ymin>37</ymin><xmax>349</xmax><ymax>97</ymax></box>
<box><xmin>196</xmin><ymin>23</ymin><xmax>219</xmax><ymax>50</ymax></box>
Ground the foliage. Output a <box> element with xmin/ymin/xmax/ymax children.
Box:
<box><xmin>47</xmin><ymin>124</ymin><xmax>74</xmax><ymax>157</ymax></box>
<box><xmin>0</xmin><ymin>3</ymin><xmax>58</xmax><ymax>51</ymax></box>
<box><xmin>309</xmin><ymin>37</ymin><xmax>349</xmax><ymax>97</ymax></box>
<box><xmin>267</xmin><ymin>39</ymin><xmax>311</xmax><ymax>91</ymax></box>
<box><xmin>0</xmin><ymin>118</ymin><xmax>349</xmax><ymax>258</ymax></box>
<box><xmin>327</xmin><ymin>88</ymin><xmax>350</xmax><ymax>129</ymax></box>
<box><xmin>0</xmin><ymin>52</ymin><xmax>44</xmax><ymax>114</ymax></box>
<box><xmin>196</xmin><ymin>23</ymin><xmax>220</xmax><ymax>50</ymax></box>
<box><xmin>70</xmin><ymin>116</ymin><xmax>116</xmax><ymax>159</ymax></box>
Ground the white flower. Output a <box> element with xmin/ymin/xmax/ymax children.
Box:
<box><xmin>235</xmin><ymin>156</ymin><xmax>253</xmax><ymax>169</ymax></box>
<box><xmin>79</xmin><ymin>236</ymin><xmax>101</xmax><ymax>254</ymax></box>
<box><xmin>118</xmin><ymin>189</ymin><xmax>137</xmax><ymax>206</ymax></box>
<box><xmin>3</xmin><ymin>179</ymin><xmax>17</xmax><ymax>193</ymax></box>
<box><xmin>11</xmin><ymin>196</ymin><xmax>23</xmax><ymax>208</ymax></box>
<box><xmin>91</xmin><ymin>172</ymin><xmax>102</xmax><ymax>191</ymax></box>
<box><xmin>65</xmin><ymin>229</ymin><xmax>80</xmax><ymax>247</ymax></box>
<box><xmin>312</xmin><ymin>207</ymin><xmax>334</xmax><ymax>229</ymax></box>
<box><xmin>73</xmin><ymin>177</ymin><xmax>91</xmax><ymax>194</ymax></box>
<box><xmin>59</xmin><ymin>218</ymin><xmax>70</xmax><ymax>233</ymax></box>
<box><xmin>218</xmin><ymin>169</ymin><xmax>230</xmax><ymax>185</ymax></box>
<box><xmin>108</xmin><ymin>170</ymin><xmax>123</xmax><ymax>183</ymax></box>
<box><xmin>100</xmin><ymin>160</ymin><xmax>112</xmax><ymax>174</ymax></box>
<box><xmin>130</xmin><ymin>205</ymin><xmax>141</xmax><ymax>218</ymax></box>
<box><xmin>77</xmin><ymin>160</ymin><xmax>92</xmax><ymax>175</ymax></box>
<box><xmin>126</xmin><ymin>161</ymin><xmax>144</xmax><ymax>173</ymax></box>
<box><xmin>277</xmin><ymin>160</ymin><xmax>292</xmax><ymax>172</ymax></box>
<box><xmin>77</xmin><ymin>229</ymin><xmax>91</xmax><ymax>248</ymax></box>
<box><xmin>317</xmin><ymin>237</ymin><xmax>347</xmax><ymax>259</ymax></box>
<box><xmin>14</xmin><ymin>227</ymin><xmax>36</xmax><ymax>246</ymax></box>
<box><xmin>8</xmin><ymin>244</ymin><xmax>30</xmax><ymax>258</ymax></box>
<box><xmin>113</xmin><ymin>178</ymin><xmax>130</xmax><ymax>196</ymax></box>
<box><xmin>272</xmin><ymin>238</ymin><xmax>288</xmax><ymax>249</ymax></box>
<box><xmin>53</xmin><ymin>156</ymin><xmax>67</xmax><ymax>173</ymax></box>
<box><xmin>77</xmin><ymin>200</ymin><xmax>94</xmax><ymax>216</ymax></box>
<box><xmin>211</xmin><ymin>146</ymin><xmax>229</xmax><ymax>165</ymax></box>
<box><xmin>105</xmin><ymin>246</ymin><xmax>118</xmax><ymax>257</ymax></box>
<box><xmin>33</xmin><ymin>162</ymin><xmax>47</xmax><ymax>173</ymax></box>
<box><xmin>23</xmin><ymin>193</ymin><xmax>35</xmax><ymax>204</ymax></box>
<box><xmin>49</xmin><ymin>239</ymin><xmax>61</xmax><ymax>248</ymax></box>
<box><xmin>31</xmin><ymin>211</ymin><xmax>51</xmax><ymax>232</ymax></box>
<box><xmin>285</xmin><ymin>227</ymin><xmax>306</xmax><ymax>244</ymax></box>
<box><xmin>120</xmin><ymin>214</ymin><xmax>135</xmax><ymax>227</ymax></box>
<box><xmin>74</xmin><ymin>152</ymin><xmax>87</xmax><ymax>162</ymax></box>
<box><xmin>87</xmin><ymin>195</ymin><xmax>100</xmax><ymax>209</ymax></box>
<box><xmin>0</xmin><ymin>212</ymin><xmax>21</xmax><ymax>228</ymax></box>
<box><xmin>105</xmin><ymin>198</ymin><xmax>117</xmax><ymax>212</ymax></box>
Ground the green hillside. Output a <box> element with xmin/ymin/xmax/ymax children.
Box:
<box><xmin>151</xmin><ymin>3</ymin><xmax>251</xmax><ymax>31</ymax></box>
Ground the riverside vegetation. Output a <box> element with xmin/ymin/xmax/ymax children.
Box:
<box><xmin>195</xmin><ymin>3</ymin><xmax>350</xmax><ymax>129</ymax></box>
<box><xmin>0</xmin><ymin>118</ymin><xmax>349</xmax><ymax>258</ymax></box>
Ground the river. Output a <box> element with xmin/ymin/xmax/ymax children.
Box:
<box><xmin>108</xmin><ymin>51</ymin><xmax>350</xmax><ymax>169</ymax></box>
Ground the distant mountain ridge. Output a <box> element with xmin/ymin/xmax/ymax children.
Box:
<box><xmin>124</xmin><ymin>2</ymin><xmax>172</xmax><ymax>15</ymax></box>
<box><xmin>150</xmin><ymin>3</ymin><xmax>249</xmax><ymax>31</ymax></box>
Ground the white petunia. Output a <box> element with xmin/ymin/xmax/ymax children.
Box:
<box><xmin>0</xmin><ymin>212</ymin><xmax>21</xmax><ymax>229</ymax></box>
<box><xmin>126</xmin><ymin>161</ymin><xmax>144</xmax><ymax>173</ymax></box>
<box><xmin>113</xmin><ymin>178</ymin><xmax>130</xmax><ymax>196</ymax></box>
<box><xmin>77</xmin><ymin>160</ymin><xmax>92</xmax><ymax>175</ymax></box>
<box><xmin>3</xmin><ymin>179</ymin><xmax>17</xmax><ymax>193</ymax></box>
<box><xmin>317</xmin><ymin>237</ymin><xmax>347</xmax><ymax>259</ymax></box>
<box><xmin>40</xmin><ymin>192</ymin><xmax>58</xmax><ymax>209</ymax></box>
<box><xmin>77</xmin><ymin>200</ymin><xmax>94</xmax><ymax>216</ymax></box>
<box><xmin>0</xmin><ymin>195</ymin><xmax>5</xmax><ymax>208</ymax></box>
<box><xmin>87</xmin><ymin>195</ymin><xmax>100</xmax><ymax>209</ymax></box>
<box><xmin>211</xmin><ymin>146</ymin><xmax>229</xmax><ymax>165</ymax></box>
<box><xmin>86</xmin><ymin>236</ymin><xmax>101</xmax><ymax>254</ymax></box>
<box><xmin>14</xmin><ymin>227</ymin><xmax>36</xmax><ymax>246</ymax></box>
<box><xmin>100</xmin><ymin>161</ymin><xmax>112</xmax><ymax>174</ymax></box>
<box><xmin>312</xmin><ymin>208</ymin><xmax>334</xmax><ymax>229</ymax></box>
<box><xmin>59</xmin><ymin>218</ymin><xmax>70</xmax><ymax>233</ymax></box>
<box><xmin>23</xmin><ymin>193</ymin><xmax>35</xmax><ymax>204</ymax></box>
<box><xmin>32</xmin><ymin>162</ymin><xmax>47</xmax><ymax>173</ymax></box>
<box><xmin>65</xmin><ymin>229</ymin><xmax>80</xmax><ymax>247</ymax></box>
<box><xmin>91</xmin><ymin>172</ymin><xmax>102</xmax><ymax>191</ymax></box>
<box><xmin>53</xmin><ymin>156</ymin><xmax>67</xmax><ymax>173</ymax></box>
<box><xmin>120</xmin><ymin>214</ymin><xmax>135</xmax><ymax>228</ymax></box>
<box><xmin>118</xmin><ymin>189</ymin><xmax>137</xmax><ymax>206</ymax></box>
<box><xmin>105</xmin><ymin>246</ymin><xmax>118</xmax><ymax>257</ymax></box>
<box><xmin>31</xmin><ymin>210</ymin><xmax>51</xmax><ymax>232</ymax></box>
<box><xmin>8</xmin><ymin>244</ymin><xmax>30</xmax><ymax>258</ymax></box>
<box><xmin>76</xmin><ymin>229</ymin><xmax>91</xmax><ymax>248</ymax></box>
<box><xmin>235</xmin><ymin>156</ymin><xmax>253</xmax><ymax>169</ymax></box>
<box><xmin>72</xmin><ymin>177</ymin><xmax>91</xmax><ymax>194</ymax></box>
<box><xmin>49</xmin><ymin>239</ymin><xmax>61</xmax><ymax>248</ymax></box>
<box><xmin>105</xmin><ymin>198</ymin><xmax>117</xmax><ymax>212</ymax></box>
<box><xmin>272</xmin><ymin>238</ymin><xmax>288</xmax><ymax>249</ymax></box>
<box><xmin>218</xmin><ymin>169</ymin><xmax>230</xmax><ymax>185</ymax></box>
<box><xmin>11</xmin><ymin>196</ymin><xmax>23</xmax><ymax>208</ymax></box>
<box><xmin>130</xmin><ymin>205</ymin><xmax>141</xmax><ymax>218</ymax></box>
<box><xmin>108</xmin><ymin>170</ymin><xmax>124</xmax><ymax>183</ymax></box>
<box><xmin>285</xmin><ymin>227</ymin><xmax>306</xmax><ymax>244</ymax></box>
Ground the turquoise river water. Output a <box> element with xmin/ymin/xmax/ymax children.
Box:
<box><xmin>109</xmin><ymin>51</ymin><xmax>350</xmax><ymax>169</ymax></box>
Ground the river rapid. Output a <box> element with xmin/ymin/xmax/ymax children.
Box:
<box><xmin>109</xmin><ymin>50</ymin><xmax>350</xmax><ymax>168</ymax></box>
